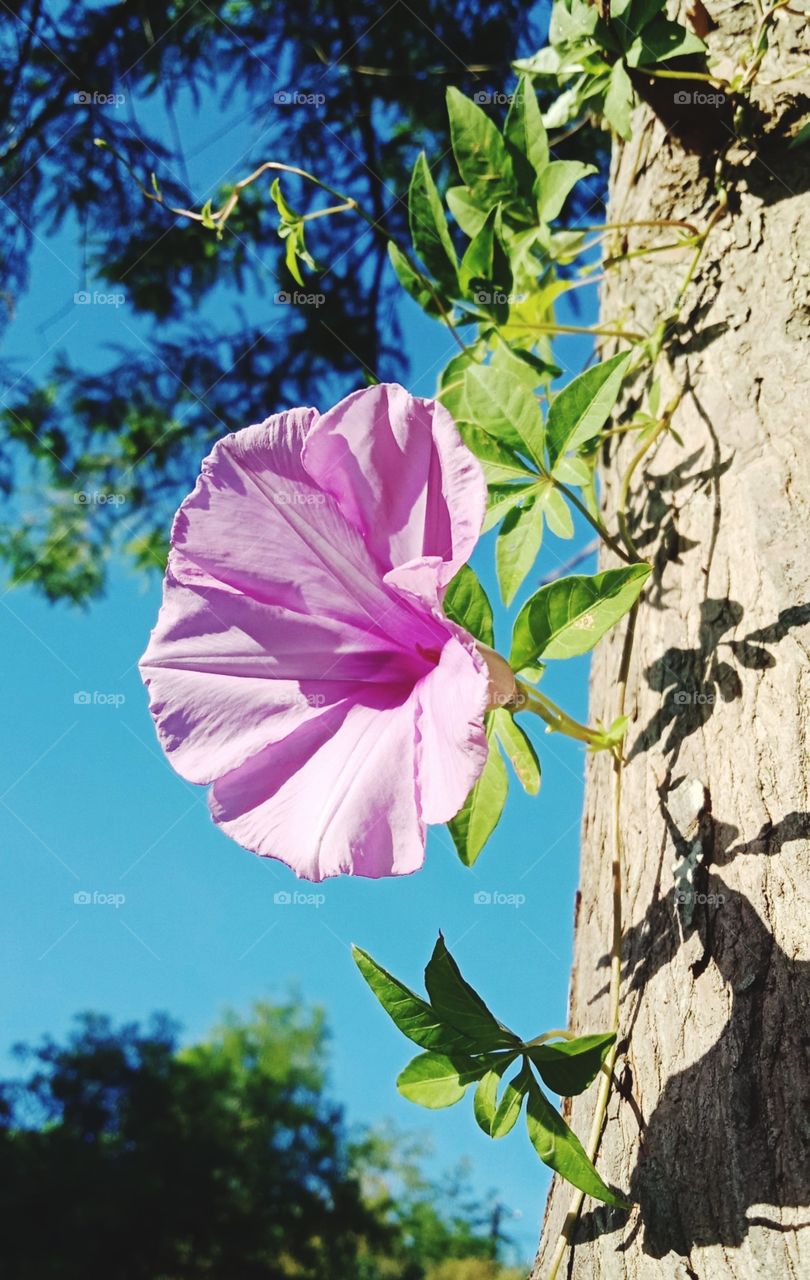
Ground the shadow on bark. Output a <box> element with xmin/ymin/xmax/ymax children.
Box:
<box><xmin>579</xmin><ymin>815</ymin><xmax>810</xmax><ymax>1260</ymax></box>
<box><xmin>627</xmin><ymin>599</ymin><xmax>810</xmax><ymax>761</ymax></box>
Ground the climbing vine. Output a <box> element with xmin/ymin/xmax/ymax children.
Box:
<box><xmin>123</xmin><ymin>1</ymin><xmax>807</xmax><ymax>1274</ymax></box>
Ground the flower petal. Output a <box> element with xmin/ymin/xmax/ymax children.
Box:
<box><xmin>415</xmin><ymin>634</ymin><xmax>490</xmax><ymax>824</ymax></box>
<box><xmin>140</xmin><ymin>567</ymin><xmax>421</xmax><ymax>784</ymax></box>
<box><xmin>140</xmin><ymin>408</ymin><xmax>445</xmax><ymax>783</ymax></box>
<box><xmin>209</xmin><ymin>689</ymin><xmax>425</xmax><ymax>881</ymax></box>
<box><xmin>302</xmin><ymin>383</ymin><xmax>486</xmax><ymax>587</ymax></box>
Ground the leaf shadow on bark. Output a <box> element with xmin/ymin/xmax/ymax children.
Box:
<box><xmin>626</xmin><ymin>597</ymin><xmax>810</xmax><ymax>762</ymax></box>
<box><xmin>577</xmin><ymin>813</ymin><xmax>810</xmax><ymax>1260</ymax></box>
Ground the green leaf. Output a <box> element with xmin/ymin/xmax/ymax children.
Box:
<box><xmin>474</xmin><ymin>1064</ymin><xmax>505</xmax><ymax>1134</ymax></box>
<box><xmin>597</xmin><ymin>714</ymin><xmax>629</xmax><ymax>749</ymax></box>
<box><xmin>541</xmin><ymin>485</ymin><xmax>574</xmax><ymax>540</ymax></box>
<box><xmin>353</xmin><ymin>947</ymin><xmax>478</xmax><ymax>1054</ymax></box>
<box><xmin>504</xmin><ymin>76</ymin><xmax>549</xmax><ymax>197</ymax></box>
<box><xmin>603</xmin><ymin>60</ymin><xmax>634</xmax><ymax>139</ymax></box>
<box><xmin>425</xmin><ymin>934</ymin><xmax>518</xmax><ymax>1050</ymax></box>
<box><xmin>492</xmin><ymin>709</ymin><xmax>541</xmax><ymax>795</ymax></box>
<box><xmin>546</xmin><ymin>352</ymin><xmax>631</xmax><ymax>467</ymax></box>
<box><xmin>475</xmin><ymin>1060</ymin><xmax>530</xmax><ymax>1137</ymax></box>
<box><xmin>270</xmin><ymin>176</ymin><xmax>297</xmax><ymax>223</ymax></box>
<box><xmin>625</xmin><ymin>16</ymin><xmax>705</xmax><ymax>66</ymax></box>
<box><xmin>528</xmin><ymin>1033</ymin><xmax>615</xmax><ymax>1095</ymax></box>
<box><xmin>552</xmin><ymin>454</ymin><xmax>591</xmax><ymax>487</ymax></box>
<box><xmin>397</xmin><ymin>1051</ymin><xmax>479</xmax><ymax>1109</ymax></box>
<box><xmin>446</xmin><ymin>87</ymin><xmax>515</xmax><ymax>210</ymax></box>
<box><xmin>463</xmin><ymin>364</ymin><xmax>544</xmax><ymax>464</ymax></box>
<box><xmin>526</xmin><ymin>1079</ymin><xmax>630</xmax><ymax>1206</ymax></box>
<box><xmin>788</xmin><ymin>117</ymin><xmax>810</xmax><ymax>149</ymax></box>
<box><xmin>443</xmin><ymin>565</ymin><xmax>494</xmax><ymax>647</ymax></box>
<box><xmin>459</xmin><ymin>206</ymin><xmax>497</xmax><ymax>292</ymax></box>
<box><xmin>448</xmin><ymin>717</ymin><xmax>508</xmax><ymax>865</ymax></box>
<box><xmin>482</xmin><ymin>481</ymin><xmax>538</xmax><ymax>533</ymax></box>
<box><xmin>459</xmin><ymin>209</ymin><xmax>514</xmax><ymax>321</ymax></box>
<box><xmin>270</xmin><ymin>178</ymin><xmax>316</xmax><ymax>286</ymax></box>
<box><xmin>611</xmin><ymin>0</ymin><xmax>666</xmax><ymax>31</ymax></box>
<box><xmin>457</xmin><ymin>422</ymin><xmax>535</xmax><ymax>485</ymax></box>
<box><xmin>496</xmin><ymin>496</ymin><xmax>544</xmax><ymax>606</ymax></box>
<box><xmin>446</xmin><ymin>185</ymin><xmax>489</xmax><ymax>238</ymax></box>
<box><xmin>438</xmin><ymin>347</ymin><xmax>485</xmax><ymax>420</ymax></box>
<box><xmin>510</xmin><ymin>565</ymin><xmax>651</xmax><ymax>668</ymax></box>
<box><xmin>491</xmin><ymin>1063</ymin><xmax>531</xmax><ymax>1137</ymax></box>
<box><xmin>491</xmin><ymin>341</ymin><xmax>555</xmax><ymax>389</ymax></box>
<box><xmin>535</xmin><ymin>160</ymin><xmax>597</xmax><ymax>224</ymax></box>
<box><xmin>388</xmin><ymin>242</ymin><xmax>444</xmax><ymax>316</ymax></box>
<box><xmin>409</xmin><ymin>152</ymin><xmax>458</xmax><ymax>292</ymax></box>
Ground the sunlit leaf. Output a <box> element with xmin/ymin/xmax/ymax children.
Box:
<box><xmin>448</xmin><ymin>717</ymin><xmax>508</xmax><ymax>865</ymax></box>
<box><xmin>526</xmin><ymin>1079</ymin><xmax>630</xmax><ymax>1206</ymax></box>
<box><xmin>510</xmin><ymin>565</ymin><xmax>651</xmax><ymax>668</ymax></box>
<box><xmin>443</xmin><ymin>564</ymin><xmax>495</xmax><ymax>647</ymax></box>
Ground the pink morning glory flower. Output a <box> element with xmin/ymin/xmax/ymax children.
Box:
<box><xmin>140</xmin><ymin>383</ymin><xmax>498</xmax><ymax>882</ymax></box>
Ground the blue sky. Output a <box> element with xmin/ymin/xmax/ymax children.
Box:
<box><xmin>0</xmin><ymin>26</ymin><xmax>605</xmax><ymax>1264</ymax></box>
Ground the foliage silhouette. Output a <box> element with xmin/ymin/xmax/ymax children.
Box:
<box><xmin>0</xmin><ymin>1002</ymin><xmax>523</xmax><ymax>1279</ymax></box>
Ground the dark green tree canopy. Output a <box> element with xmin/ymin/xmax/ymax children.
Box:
<box><xmin>0</xmin><ymin>1003</ymin><xmax>522</xmax><ymax>1279</ymax></box>
<box><xmin>0</xmin><ymin>0</ymin><xmax>541</xmax><ymax>600</ymax></box>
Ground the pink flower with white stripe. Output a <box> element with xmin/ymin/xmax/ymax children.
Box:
<box><xmin>140</xmin><ymin>383</ymin><xmax>495</xmax><ymax>881</ymax></box>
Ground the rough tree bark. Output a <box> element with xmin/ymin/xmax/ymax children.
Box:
<box><xmin>534</xmin><ymin>4</ymin><xmax>810</xmax><ymax>1277</ymax></box>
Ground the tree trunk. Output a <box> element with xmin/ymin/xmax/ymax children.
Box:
<box><xmin>534</xmin><ymin>4</ymin><xmax>810</xmax><ymax>1277</ymax></box>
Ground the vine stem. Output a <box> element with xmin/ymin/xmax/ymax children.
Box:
<box><xmin>539</xmin><ymin>467</ymin><xmax>635</xmax><ymax>565</ymax></box>
<box><xmin>545</xmin><ymin>602</ymin><xmax>638</xmax><ymax>1280</ymax></box>
<box><xmin>102</xmin><ymin>145</ymin><xmax>474</xmax><ymax>358</ymax></box>
<box><xmin>616</xmin><ymin>418</ymin><xmax>668</xmax><ymax>561</ymax></box>
<box><xmin>500</xmin><ymin>320</ymin><xmax>646</xmax><ymax>343</ymax></box>
<box><xmin>524</xmin><ymin>1029</ymin><xmax>577</xmax><ymax>1048</ymax></box>
<box><xmin>640</xmin><ymin>67</ymin><xmax>730</xmax><ymax>84</ymax></box>
<box><xmin>517</xmin><ymin>685</ymin><xmax>614</xmax><ymax>752</ymax></box>
<box><xmin>575</xmin><ymin>217</ymin><xmax>700</xmax><ymax>235</ymax></box>
<box><xmin>545</xmin><ymin>181</ymin><xmax>730</xmax><ymax>1276</ymax></box>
